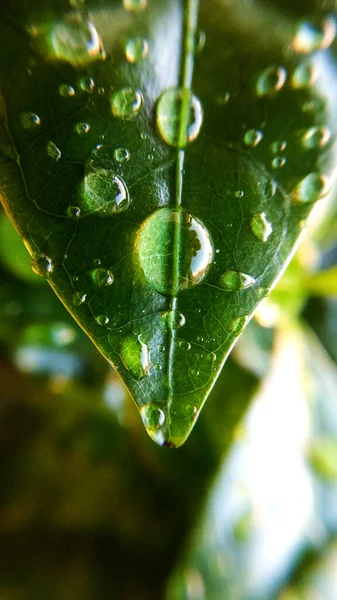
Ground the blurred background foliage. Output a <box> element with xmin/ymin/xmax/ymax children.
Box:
<box><xmin>2</xmin><ymin>0</ymin><xmax>337</xmax><ymax>598</ymax></box>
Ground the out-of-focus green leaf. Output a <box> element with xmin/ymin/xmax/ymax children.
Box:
<box><xmin>1</xmin><ymin>0</ymin><xmax>336</xmax><ymax>445</ymax></box>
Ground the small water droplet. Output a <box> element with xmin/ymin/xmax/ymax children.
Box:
<box><xmin>219</xmin><ymin>270</ymin><xmax>256</xmax><ymax>291</ymax></box>
<box><xmin>191</xmin><ymin>368</ymin><xmax>200</xmax><ymax>377</ymax></box>
<box><xmin>50</xmin><ymin>12</ymin><xmax>104</xmax><ymax>65</ymax></box>
<box><xmin>114</xmin><ymin>147</ymin><xmax>130</xmax><ymax>163</ymax></box>
<box><xmin>302</xmin><ymin>126</ymin><xmax>331</xmax><ymax>149</ymax></box>
<box><xmin>59</xmin><ymin>84</ymin><xmax>75</xmax><ymax>97</ymax></box>
<box><xmin>121</xmin><ymin>335</ymin><xmax>151</xmax><ymax>379</ymax></box>
<box><xmin>251</xmin><ymin>212</ymin><xmax>272</xmax><ymax>242</ymax></box>
<box><xmin>292</xmin><ymin>17</ymin><xmax>336</xmax><ymax>54</ymax></box>
<box><xmin>66</xmin><ymin>205</ymin><xmax>81</xmax><ymax>218</ymax></box>
<box><xmin>123</xmin><ymin>0</ymin><xmax>147</xmax><ymax>11</ymax></box>
<box><xmin>156</xmin><ymin>87</ymin><xmax>203</xmax><ymax>148</ymax></box>
<box><xmin>256</xmin><ymin>66</ymin><xmax>287</xmax><ymax>96</ymax></box>
<box><xmin>21</xmin><ymin>112</ymin><xmax>40</xmax><ymax>129</ymax></box>
<box><xmin>271</xmin><ymin>140</ymin><xmax>287</xmax><ymax>153</ymax></box>
<box><xmin>244</xmin><ymin>129</ymin><xmax>263</xmax><ymax>147</ymax></box>
<box><xmin>178</xmin><ymin>340</ymin><xmax>191</xmax><ymax>351</ymax></box>
<box><xmin>292</xmin><ymin>63</ymin><xmax>318</xmax><ymax>88</ymax></box>
<box><xmin>272</xmin><ymin>156</ymin><xmax>286</xmax><ymax>169</ymax></box>
<box><xmin>73</xmin><ymin>292</ymin><xmax>87</xmax><ymax>306</ymax></box>
<box><xmin>83</xmin><ymin>168</ymin><xmax>130</xmax><ymax>214</ymax></box>
<box><xmin>206</xmin><ymin>352</ymin><xmax>216</xmax><ymax>361</ymax></box>
<box><xmin>294</xmin><ymin>172</ymin><xmax>331</xmax><ymax>203</ymax></box>
<box><xmin>31</xmin><ymin>254</ymin><xmax>54</xmax><ymax>277</ymax></box>
<box><xmin>157</xmin><ymin>343</ymin><xmax>165</xmax><ymax>352</ymax></box>
<box><xmin>137</xmin><ymin>207</ymin><xmax>213</xmax><ymax>294</ymax></box>
<box><xmin>78</xmin><ymin>76</ymin><xmax>95</xmax><ymax>93</ymax></box>
<box><xmin>235</xmin><ymin>190</ymin><xmax>244</xmax><ymax>198</ymax></box>
<box><xmin>111</xmin><ymin>88</ymin><xmax>142</xmax><ymax>119</ymax></box>
<box><xmin>75</xmin><ymin>122</ymin><xmax>90</xmax><ymax>135</ymax></box>
<box><xmin>91</xmin><ymin>267</ymin><xmax>114</xmax><ymax>286</ymax></box>
<box><xmin>125</xmin><ymin>37</ymin><xmax>149</xmax><ymax>63</ymax></box>
<box><xmin>96</xmin><ymin>314</ymin><xmax>110</xmax><ymax>326</ymax></box>
<box><xmin>167</xmin><ymin>311</ymin><xmax>186</xmax><ymax>329</ymax></box>
<box><xmin>141</xmin><ymin>404</ymin><xmax>165</xmax><ymax>430</ymax></box>
<box><xmin>46</xmin><ymin>141</ymin><xmax>61</xmax><ymax>161</ymax></box>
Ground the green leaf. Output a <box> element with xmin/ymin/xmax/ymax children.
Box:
<box><xmin>0</xmin><ymin>0</ymin><xmax>336</xmax><ymax>446</ymax></box>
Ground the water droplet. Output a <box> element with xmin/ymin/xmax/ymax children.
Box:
<box><xmin>292</xmin><ymin>63</ymin><xmax>318</xmax><ymax>88</ymax></box>
<box><xmin>31</xmin><ymin>255</ymin><xmax>54</xmax><ymax>277</ymax></box>
<box><xmin>244</xmin><ymin>129</ymin><xmax>263</xmax><ymax>147</ymax></box>
<box><xmin>66</xmin><ymin>205</ymin><xmax>81</xmax><ymax>218</ymax></box>
<box><xmin>59</xmin><ymin>84</ymin><xmax>75</xmax><ymax>97</ymax></box>
<box><xmin>111</xmin><ymin>88</ymin><xmax>142</xmax><ymax>119</ymax></box>
<box><xmin>141</xmin><ymin>404</ymin><xmax>165</xmax><ymax>430</ymax></box>
<box><xmin>125</xmin><ymin>37</ymin><xmax>149</xmax><ymax>63</ymax></box>
<box><xmin>83</xmin><ymin>168</ymin><xmax>130</xmax><ymax>214</ymax></box>
<box><xmin>75</xmin><ymin>122</ymin><xmax>90</xmax><ymax>135</ymax></box>
<box><xmin>157</xmin><ymin>344</ymin><xmax>165</xmax><ymax>352</ymax></box>
<box><xmin>121</xmin><ymin>335</ymin><xmax>151</xmax><ymax>379</ymax></box>
<box><xmin>271</xmin><ymin>140</ymin><xmax>287</xmax><ymax>153</ymax></box>
<box><xmin>96</xmin><ymin>314</ymin><xmax>110</xmax><ymax>326</ymax></box>
<box><xmin>137</xmin><ymin>207</ymin><xmax>214</xmax><ymax>295</ymax></box>
<box><xmin>302</xmin><ymin>126</ymin><xmax>331</xmax><ymax>149</ymax></box>
<box><xmin>292</xmin><ymin>17</ymin><xmax>336</xmax><ymax>54</ymax></box>
<box><xmin>235</xmin><ymin>190</ymin><xmax>244</xmax><ymax>198</ymax></box>
<box><xmin>272</xmin><ymin>156</ymin><xmax>286</xmax><ymax>169</ymax></box>
<box><xmin>219</xmin><ymin>270</ymin><xmax>256</xmax><ymax>292</ymax></box>
<box><xmin>178</xmin><ymin>340</ymin><xmax>191</xmax><ymax>351</ymax></box>
<box><xmin>166</xmin><ymin>311</ymin><xmax>186</xmax><ymax>330</ymax></box>
<box><xmin>216</xmin><ymin>92</ymin><xmax>230</xmax><ymax>105</ymax></box>
<box><xmin>294</xmin><ymin>172</ymin><xmax>331</xmax><ymax>203</ymax></box>
<box><xmin>195</xmin><ymin>29</ymin><xmax>206</xmax><ymax>54</ymax></box>
<box><xmin>78</xmin><ymin>76</ymin><xmax>95</xmax><ymax>93</ymax></box>
<box><xmin>251</xmin><ymin>212</ymin><xmax>273</xmax><ymax>242</ymax></box>
<box><xmin>46</xmin><ymin>141</ymin><xmax>61</xmax><ymax>161</ymax></box>
<box><xmin>206</xmin><ymin>352</ymin><xmax>216</xmax><ymax>361</ymax></box>
<box><xmin>123</xmin><ymin>0</ymin><xmax>147</xmax><ymax>11</ymax></box>
<box><xmin>191</xmin><ymin>369</ymin><xmax>200</xmax><ymax>377</ymax></box>
<box><xmin>21</xmin><ymin>112</ymin><xmax>40</xmax><ymax>129</ymax></box>
<box><xmin>156</xmin><ymin>87</ymin><xmax>203</xmax><ymax>148</ymax></box>
<box><xmin>256</xmin><ymin>66</ymin><xmax>287</xmax><ymax>96</ymax></box>
<box><xmin>50</xmin><ymin>12</ymin><xmax>104</xmax><ymax>65</ymax></box>
<box><xmin>73</xmin><ymin>292</ymin><xmax>87</xmax><ymax>306</ymax></box>
<box><xmin>114</xmin><ymin>147</ymin><xmax>130</xmax><ymax>163</ymax></box>
<box><xmin>91</xmin><ymin>267</ymin><xmax>114</xmax><ymax>286</ymax></box>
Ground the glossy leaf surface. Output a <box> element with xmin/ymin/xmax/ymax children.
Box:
<box><xmin>0</xmin><ymin>0</ymin><xmax>336</xmax><ymax>446</ymax></box>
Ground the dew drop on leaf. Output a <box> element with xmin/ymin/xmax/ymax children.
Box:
<box><xmin>46</xmin><ymin>141</ymin><xmax>61</xmax><ymax>161</ymax></box>
<box><xmin>78</xmin><ymin>76</ymin><xmax>95</xmax><ymax>93</ymax></box>
<box><xmin>156</xmin><ymin>87</ymin><xmax>203</xmax><ymax>148</ymax></box>
<box><xmin>49</xmin><ymin>12</ymin><xmax>104</xmax><ymax>65</ymax></box>
<box><xmin>271</xmin><ymin>140</ymin><xmax>287</xmax><ymax>153</ymax></box>
<box><xmin>83</xmin><ymin>168</ymin><xmax>130</xmax><ymax>214</ymax></box>
<box><xmin>114</xmin><ymin>147</ymin><xmax>130</xmax><ymax>163</ymax></box>
<box><xmin>250</xmin><ymin>212</ymin><xmax>272</xmax><ymax>242</ymax></box>
<box><xmin>73</xmin><ymin>292</ymin><xmax>87</xmax><ymax>306</ymax></box>
<box><xmin>59</xmin><ymin>84</ymin><xmax>75</xmax><ymax>97</ymax></box>
<box><xmin>111</xmin><ymin>88</ymin><xmax>143</xmax><ymax>119</ymax></box>
<box><xmin>272</xmin><ymin>156</ymin><xmax>286</xmax><ymax>169</ymax></box>
<box><xmin>256</xmin><ymin>66</ymin><xmax>287</xmax><ymax>96</ymax></box>
<box><xmin>20</xmin><ymin>112</ymin><xmax>40</xmax><ymax>129</ymax></box>
<box><xmin>243</xmin><ymin>129</ymin><xmax>263</xmax><ymax>147</ymax></box>
<box><xmin>302</xmin><ymin>126</ymin><xmax>331</xmax><ymax>149</ymax></box>
<box><xmin>136</xmin><ymin>207</ymin><xmax>213</xmax><ymax>295</ymax></box>
<box><xmin>125</xmin><ymin>37</ymin><xmax>149</xmax><ymax>63</ymax></box>
<box><xmin>91</xmin><ymin>267</ymin><xmax>114</xmax><ymax>286</ymax></box>
<box><xmin>178</xmin><ymin>340</ymin><xmax>191</xmax><ymax>351</ymax></box>
<box><xmin>120</xmin><ymin>335</ymin><xmax>151</xmax><ymax>379</ymax></box>
<box><xmin>166</xmin><ymin>310</ymin><xmax>186</xmax><ymax>330</ymax></box>
<box><xmin>141</xmin><ymin>404</ymin><xmax>165</xmax><ymax>430</ymax></box>
<box><xmin>294</xmin><ymin>173</ymin><xmax>331</xmax><ymax>203</ymax></box>
<box><xmin>292</xmin><ymin>17</ymin><xmax>336</xmax><ymax>54</ymax></box>
<box><xmin>219</xmin><ymin>270</ymin><xmax>256</xmax><ymax>291</ymax></box>
<box><xmin>96</xmin><ymin>314</ymin><xmax>110</xmax><ymax>326</ymax></box>
<box><xmin>75</xmin><ymin>122</ymin><xmax>90</xmax><ymax>135</ymax></box>
<box><xmin>292</xmin><ymin>63</ymin><xmax>318</xmax><ymax>88</ymax></box>
<box><xmin>31</xmin><ymin>255</ymin><xmax>54</xmax><ymax>277</ymax></box>
<box><xmin>66</xmin><ymin>206</ymin><xmax>81</xmax><ymax>218</ymax></box>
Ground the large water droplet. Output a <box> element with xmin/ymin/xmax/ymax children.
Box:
<box><xmin>21</xmin><ymin>112</ymin><xmax>40</xmax><ymax>129</ymax></box>
<box><xmin>137</xmin><ymin>207</ymin><xmax>213</xmax><ymax>295</ymax></box>
<box><xmin>294</xmin><ymin>173</ymin><xmax>330</xmax><ymax>203</ymax></box>
<box><xmin>251</xmin><ymin>212</ymin><xmax>272</xmax><ymax>242</ymax></box>
<box><xmin>121</xmin><ymin>335</ymin><xmax>151</xmax><ymax>379</ymax></box>
<box><xmin>141</xmin><ymin>404</ymin><xmax>165</xmax><ymax>430</ymax></box>
<box><xmin>31</xmin><ymin>255</ymin><xmax>54</xmax><ymax>277</ymax></box>
<box><xmin>91</xmin><ymin>267</ymin><xmax>114</xmax><ymax>286</ymax></box>
<box><xmin>256</xmin><ymin>66</ymin><xmax>287</xmax><ymax>96</ymax></box>
<box><xmin>292</xmin><ymin>17</ymin><xmax>336</xmax><ymax>54</ymax></box>
<box><xmin>219</xmin><ymin>270</ymin><xmax>255</xmax><ymax>291</ymax></box>
<box><xmin>83</xmin><ymin>167</ymin><xmax>130</xmax><ymax>214</ymax></box>
<box><xmin>244</xmin><ymin>129</ymin><xmax>263</xmax><ymax>147</ymax></box>
<box><xmin>111</xmin><ymin>88</ymin><xmax>142</xmax><ymax>119</ymax></box>
<box><xmin>125</xmin><ymin>37</ymin><xmax>149</xmax><ymax>63</ymax></box>
<box><xmin>46</xmin><ymin>141</ymin><xmax>61</xmax><ymax>161</ymax></box>
<box><xmin>123</xmin><ymin>0</ymin><xmax>147</xmax><ymax>11</ymax></box>
<box><xmin>302</xmin><ymin>126</ymin><xmax>331</xmax><ymax>149</ymax></box>
<box><xmin>50</xmin><ymin>12</ymin><xmax>104</xmax><ymax>65</ymax></box>
<box><xmin>156</xmin><ymin>87</ymin><xmax>203</xmax><ymax>148</ymax></box>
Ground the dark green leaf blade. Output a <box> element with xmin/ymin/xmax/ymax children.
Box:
<box><xmin>0</xmin><ymin>0</ymin><xmax>336</xmax><ymax>446</ymax></box>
